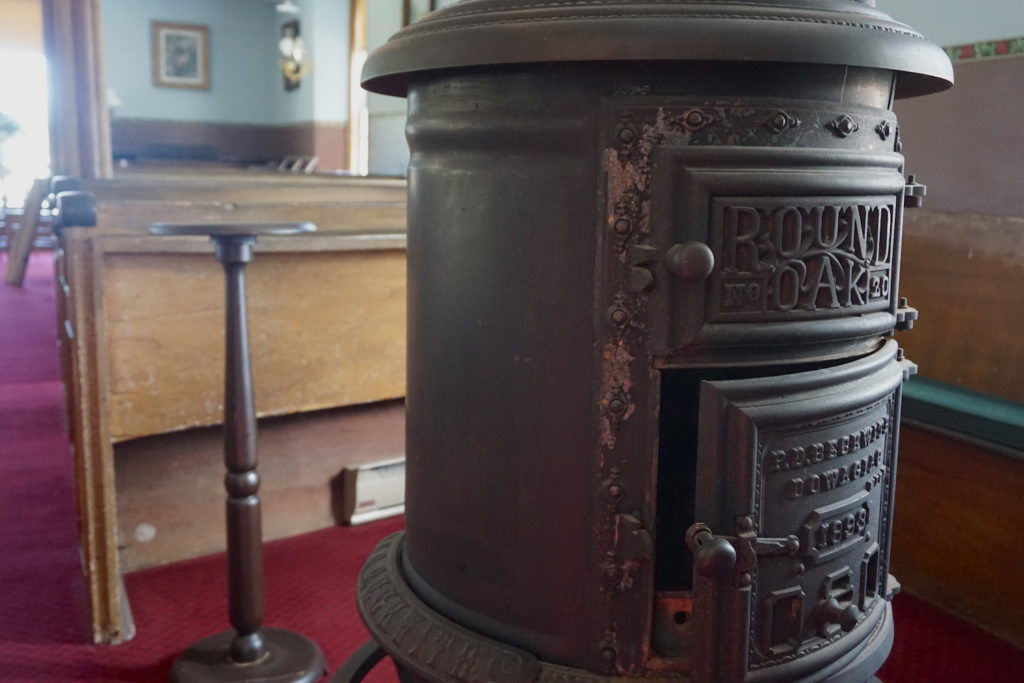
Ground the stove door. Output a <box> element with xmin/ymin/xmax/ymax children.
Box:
<box><xmin>645</xmin><ymin>145</ymin><xmax>908</xmax><ymax>367</ymax></box>
<box><xmin>688</xmin><ymin>341</ymin><xmax>907</xmax><ymax>683</ymax></box>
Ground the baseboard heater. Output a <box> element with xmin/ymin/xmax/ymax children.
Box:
<box><xmin>339</xmin><ymin>457</ymin><xmax>406</xmax><ymax>525</ymax></box>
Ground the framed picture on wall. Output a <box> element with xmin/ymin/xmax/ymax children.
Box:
<box><xmin>280</xmin><ymin>19</ymin><xmax>304</xmax><ymax>91</ymax></box>
<box><xmin>151</xmin><ymin>21</ymin><xmax>210</xmax><ymax>90</ymax></box>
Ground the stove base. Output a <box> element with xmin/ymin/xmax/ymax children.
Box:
<box><xmin>819</xmin><ymin>606</ymin><xmax>895</xmax><ymax>683</ymax></box>
<box><xmin>336</xmin><ymin>533</ymin><xmax>895</xmax><ymax>683</ymax></box>
<box><xmin>361</xmin><ymin>626</ymin><xmax>893</xmax><ymax>683</ymax></box>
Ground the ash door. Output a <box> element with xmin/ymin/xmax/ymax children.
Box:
<box><xmin>684</xmin><ymin>341</ymin><xmax>907</xmax><ymax>683</ymax></box>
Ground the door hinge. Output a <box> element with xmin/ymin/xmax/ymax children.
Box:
<box><xmin>904</xmin><ymin>175</ymin><xmax>926</xmax><ymax>208</ymax></box>
<box><xmin>895</xmin><ymin>296</ymin><xmax>918</xmax><ymax>331</ymax></box>
<box><xmin>606</xmin><ymin>514</ymin><xmax>654</xmax><ymax>591</ymax></box>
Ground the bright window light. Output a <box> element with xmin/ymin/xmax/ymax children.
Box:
<box><xmin>0</xmin><ymin>49</ymin><xmax>50</xmax><ymax>208</ymax></box>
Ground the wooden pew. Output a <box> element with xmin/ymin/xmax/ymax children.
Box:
<box><xmin>893</xmin><ymin>425</ymin><xmax>1024</xmax><ymax>649</ymax></box>
<box><xmin>897</xmin><ymin>209</ymin><xmax>1024</xmax><ymax>403</ymax></box>
<box><xmin>85</xmin><ymin>174</ymin><xmax>408</xmax><ymax>203</ymax></box>
<box><xmin>58</xmin><ymin>178</ymin><xmax>408</xmax><ymax>644</ymax></box>
<box><xmin>892</xmin><ymin>208</ymin><xmax>1024</xmax><ymax>648</ymax></box>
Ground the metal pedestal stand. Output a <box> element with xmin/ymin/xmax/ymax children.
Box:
<box><xmin>150</xmin><ymin>222</ymin><xmax>324</xmax><ymax>683</ymax></box>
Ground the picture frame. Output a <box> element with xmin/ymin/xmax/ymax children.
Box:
<box><xmin>151</xmin><ymin>21</ymin><xmax>210</xmax><ymax>90</ymax></box>
<box><xmin>280</xmin><ymin>19</ymin><xmax>303</xmax><ymax>92</ymax></box>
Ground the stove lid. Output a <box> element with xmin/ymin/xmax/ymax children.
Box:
<box><xmin>362</xmin><ymin>0</ymin><xmax>953</xmax><ymax>99</ymax></box>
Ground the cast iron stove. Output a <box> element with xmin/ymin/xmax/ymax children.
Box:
<box><xmin>337</xmin><ymin>2</ymin><xmax>953</xmax><ymax>682</ymax></box>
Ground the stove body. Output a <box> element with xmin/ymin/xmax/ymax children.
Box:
<box><xmin>351</xmin><ymin>3</ymin><xmax>952</xmax><ymax>682</ymax></box>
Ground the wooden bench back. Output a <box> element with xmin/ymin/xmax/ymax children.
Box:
<box><xmin>61</xmin><ymin>188</ymin><xmax>408</xmax><ymax>443</ymax></box>
<box><xmin>897</xmin><ymin>209</ymin><xmax>1024</xmax><ymax>403</ymax></box>
<box><xmin>59</xmin><ymin>175</ymin><xmax>410</xmax><ymax>646</ymax></box>
<box><xmin>92</xmin><ymin>199</ymin><xmax>406</xmax><ymax>237</ymax></box>
<box><xmin>87</xmin><ymin>176</ymin><xmax>407</xmax><ymax>203</ymax></box>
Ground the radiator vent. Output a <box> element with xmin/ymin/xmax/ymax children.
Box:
<box><xmin>338</xmin><ymin>457</ymin><xmax>405</xmax><ymax>525</ymax></box>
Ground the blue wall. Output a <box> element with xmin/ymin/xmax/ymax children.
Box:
<box><xmin>103</xmin><ymin>0</ymin><xmax>298</xmax><ymax>125</ymax></box>
<box><xmin>367</xmin><ymin>0</ymin><xmax>406</xmax><ymax>175</ymax></box>
<box><xmin>308</xmin><ymin>0</ymin><xmax>348</xmax><ymax>124</ymax></box>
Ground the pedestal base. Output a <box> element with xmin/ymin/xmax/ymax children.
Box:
<box><xmin>170</xmin><ymin>627</ymin><xmax>325</xmax><ymax>683</ymax></box>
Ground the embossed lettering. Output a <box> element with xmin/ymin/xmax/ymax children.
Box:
<box><xmin>813</xmin><ymin>256</ymin><xmax>841</xmax><ymax>309</ymax></box>
<box><xmin>773</xmin><ymin>207</ymin><xmax>803</xmax><ymax>258</ymax></box>
<box><xmin>375</xmin><ymin>599</ymin><xmax>409</xmax><ymax>631</ymax></box>
<box><xmin>766</xmin><ymin>418</ymin><xmax>887</xmax><ymax>475</ymax></box>
<box><xmin>725</xmin><ymin>282</ymin><xmax>746</xmax><ymax>307</ymax></box>
<box><xmin>812</xmin><ymin>504</ymin><xmax>870</xmax><ymax>553</ymax></box>
<box><xmin>449</xmin><ymin>643</ymin><xmax>480</xmax><ymax>678</ymax></box>
<box><xmin>800</xmin><ymin>494</ymin><xmax>873</xmax><ymax>564</ymax></box>
<box><xmin>723</xmin><ymin>206</ymin><xmax>761</xmax><ymax>272</ymax></box>
<box><xmin>716</xmin><ymin>199</ymin><xmax>896</xmax><ymax>316</ymax></box>
<box><xmin>772</xmin><ymin>262</ymin><xmax>804</xmax><ymax>311</ymax></box>
<box><xmin>784</xmin><ymin>450</ymin><xmax>883</xmax><ymax>500</ymax></box>
<box><xmin>418</xmin><ymin>627</ymin><xmax>455</xmax><ymax>665</ymax></box>
<box><xmin>814</xmin><ymin>206</ymin><xmax>842</xmax><ymax>249</ymax></box>
<box><xmin>873</xmin><ymin>205</ymin><xmax>893</xmax><ymax>264</ymax></box>
<box><xmin>393</xmin><ymin>610</ymin><xmax>424</xmax><ymax>643</ymax></box>
<box><xmin>402</xmin><ymin>622</ymin><xmax>431</xmax><ymax>658</ymax></box>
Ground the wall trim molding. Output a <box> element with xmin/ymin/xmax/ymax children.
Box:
<box><xmin>946</xmin><ymin>36</ymin><xmax>1024</xmax><ymax>63</ymax></box>
<box><xmin>109</xmin><ymin>116</ymin><xmax>347</xmax><ymax>129</ymax></box>
<box><xmin>110</xmin><ymin>117</ymin><xmax>349</xmax><ymax>170</ymax></box>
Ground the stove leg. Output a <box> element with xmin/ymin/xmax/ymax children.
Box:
<box><xmin>330</xmin><ymin>640</ymin><xmax>387</xmax><ymax>683</ymax></box>
<box><xmin>395</xmin><ymin>663</ymin><xmax>433</xmax><ymax>683</ymax></box>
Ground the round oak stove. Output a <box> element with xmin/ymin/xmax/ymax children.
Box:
<box><xmin>337</xmin><ymin>2</ymin><xmax>953</xmax><ymax>682</ymax></box>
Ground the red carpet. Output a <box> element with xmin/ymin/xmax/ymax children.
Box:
<box><xmin>1</xmin><ymin>250</ymin><xmax>1023</xmax><ymax>682</ymax></box>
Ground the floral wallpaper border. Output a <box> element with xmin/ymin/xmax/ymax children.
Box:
<box><xmin>946</xmin><ymin>36</ymin><xmax>1024</xmax><ymax>63</ymax></box>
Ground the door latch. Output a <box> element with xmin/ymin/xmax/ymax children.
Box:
<box><xmin>687</xmin><ymin>518</ymin><xmax>800</xmax><ymax>587</ymax></box>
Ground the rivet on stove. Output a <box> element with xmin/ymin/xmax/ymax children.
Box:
<box><xmin>617</xmin><ymin>126</ymin><xmax>637</xmax><ymax>144</ymax></box>
<box><xmin>608</xmin><ymin>307</ymin><xmax>630</xmax><ymax>327</ymax></box>
<box><xmin>737</xmin><ymin>516</ymin><xmax>755</xmax><ymax>532</ymax></box>
<box><xmin>607</xmin><ymin>397</ymin><xmax>628</xmax><ymax>416</ymax></box>
<box><xmin>680</xmin><ymin>108</ymin><xmax>714</xmax><ymax>131</ymax></box>
<box><xmin>613</xmin><ymin>217</ymin><xmax>632</xmax><ymax>236</ymax></box>
<box><xmin>828</xmin><ymin>114</ymin><xmax>860</xmax><ymax>138</ymax></box>
<box><xmin>607</xmin><ymin>483</ymin><xmax>625</xmax><ymax>499</ymax></box>
<box><xmin>793</xmin><ymin>562</ymin><xmax>805</xmax><ymax>576</ymax></box>
<box><xmin>764</xmin><ymin>110</ymin><xmax>800</xmax><ymax>133</ymax></box>
<box><xmin>738</xmin><ymin>572</ymin><xmax>753</xmax><ymax>587</ymax></box>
